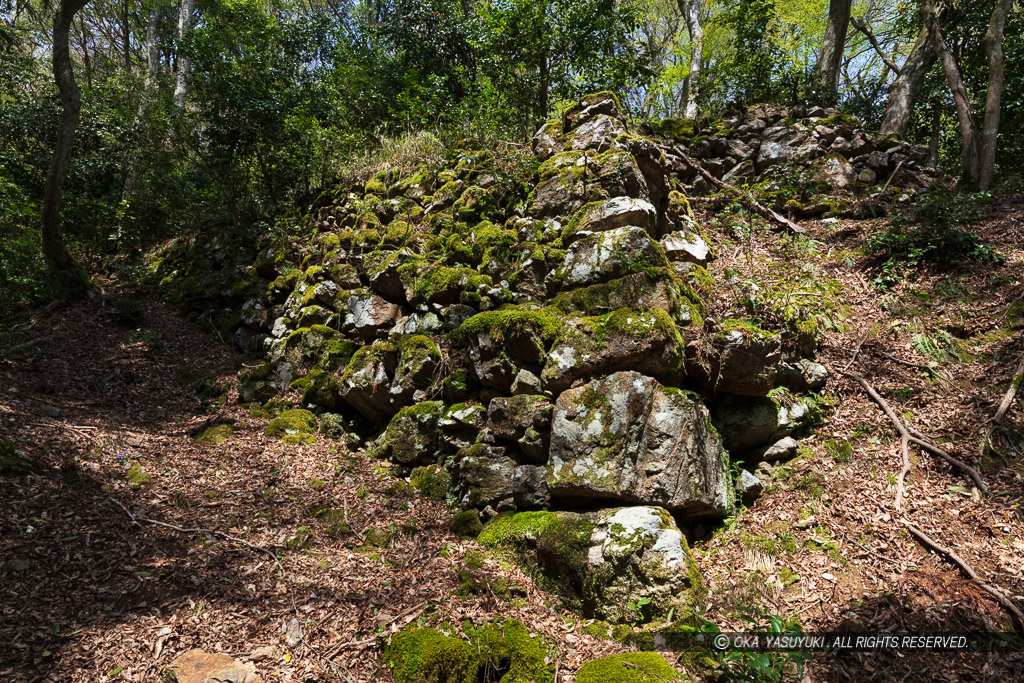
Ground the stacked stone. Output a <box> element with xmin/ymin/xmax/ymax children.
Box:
<box><xmin>231</xmin><ymin>93</ymin><xmax>833</xmax><ymax>623</ymax></box>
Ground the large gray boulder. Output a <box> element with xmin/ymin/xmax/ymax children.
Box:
<box><xmin>540</xmin><ymin>308</ymin><xmax>685</xmax><ymax>394</ymax></box>
<box><xmin>547</xmin><ymin>226</ymin><xmax>667</xmax><ymax>292</ymax></box>
<box><xmin>564</xmin><ymin>197</ymin><xmax>657</xmax><ymax>244</ymax></box>
<box><xmin>547</xmin><ymin>371</ymin><xmax>734</xmax><ymax>517</ymax></box>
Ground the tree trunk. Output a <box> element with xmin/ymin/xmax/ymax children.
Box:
<box><xmin>879</xmin><ymin>27</ymin><xmax>935</xmax><ymax>136</ymax></box>
<box><xmin>978</xmin><ymin>0</ymin><xmax>1013</xmax><ymax>191</ymax></box>
<box><xmin>922</xmin><ymin>0</ymin><xmax>979</xmax><ymax>187</ymax></box>
<box><xmin>928</xmin><ymin>105</ymin><xmax>941</xmax><ymax>168</ymax></box>
<box><xmin>812</xmin><ymin>0</ymin><xmax>852</xmax><ymax>103</ymax></box>
<box><xmin>677</xmin><ymin>0</ymin><xmax>704</xmax><ymax>119</ymax></box>
<box><xmin>40</xmin><ymin>0</ymin><xmax>91</xmax><ymax>286</ymax></box>
<box><xmin>173</xmin><ymin>0</ymin><xmax>192</xmax><ymax>107</ymax></box>
<box><xmin>145</xmin><ymin>0</ymin><xmax>162</xmax><ymax>81</ymax></box>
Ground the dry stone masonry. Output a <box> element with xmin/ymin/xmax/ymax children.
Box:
<box><xmin>152</xmin><ymin>92</ymin><xmax>935</xmax><ymax>625</ymax></box>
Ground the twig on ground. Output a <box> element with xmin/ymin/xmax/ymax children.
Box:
<box><xmin>662</xmin><ymin>143</ymin><xmax>806</xmax><ymax>234</ymax></box>
<box><xmin>903</xmin><ymin>521</ymin><xmax>1024</xmax><ymax>626</ymax></box>
<box><xmin>843</xmin><ymin>331</ymin><xmax>871</xmax><ymax>371</ymax></box>
<box><xmin>980</xmin><ymin>352</ymin><xmax>1024</xmax><ymax>457</ymax></box>
<box><xmin>867</xmin><ymin>345</ymin><xmax>956</xmax><ymax>387</ymax></box>
<box><xmin>992</xmin><ymin>352</ymin><xmax>1024</xmax><ymax>424</ymax></box>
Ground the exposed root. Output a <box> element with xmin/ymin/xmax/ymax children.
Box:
<box><xmin>903</xmin><ymin>521</ymin><xmax>1024</xmax><ymax>627</ymax></box>
<box><xmin>835</xmin><ymin>368</ymin><xmax>988</xmax><ymax>500</ymax></box>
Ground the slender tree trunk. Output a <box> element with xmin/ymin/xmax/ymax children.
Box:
<box><xmin>928</xmin><ymin>105</ymin><xmax>941</xmax><ymax>168</ymax></box>
<box><xmin>978</xmin><ymin>0</ymin><xmax>1013</xmax><ymax>191</ymax></box>
<box><xmin>145</xmin><ymin>0</ymin><xmax>161</xmax><ymax>80</ymax></box>
<box><xmin>40</xmin><ymin>0</ymin><xmax>91</xmax><ymax>286</ymax></box>
<box><xmin>922</xmin><ymin>0</ymin><xmax>979</xmax><ymax>187</ymax></box>
<box><xmin>536</xmin><ymin>2</ymin><xmax>549</xmax><ymax>122</ymax></box>
<box><xmin>879</xmin><ymin>27</ymin><xmax>936</xmax><ymax>136</ymax></box>
<box><xmin>173</xmin><ymin>0</ymin><xmax>192</xmax><ymax>107</ymax></box>
<box><xmin>122</xmin><ymin>0</ymin><xmax>164</xmax><ymax>206</ymax></box>
<box><xmin>78</xmin><ymin>16</ymin><xmax>92</xmax><ymax>90</ymax></box>
<box><xmin>677</xmin><ymin>0</ymin><xmax>704</xmax><ymax>119</ymax></box>
<box><xmin>122</xmin><ymin>0</ymin><xmax>130</xmax><ymax>68</ymax></box>
<box><xmin>812</xmin><ymin>0</ymin><xmax>852</xmax><ymax>103</ymax></box>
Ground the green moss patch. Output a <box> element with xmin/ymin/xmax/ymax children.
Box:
<box><xmin>384</xmin><ymin>620</ymin><xmax>553</xmax><ymax>683</ymax></box>
<box><xmin>193</xmin><ymin>423</ymin><xmax>233</xmax><ymax>446</ymax></box>
<box><xmin>576</xmin><ymin>653</ymin><xmax>684</xmax><ymax>683</ymax></box>
<box><xmin>264</xmin><ymin>409</ymin><xmax>318</xmax><ymax>443</ymax></box>
<box><xmin>411</xmin><ymin>465</ymin><xmax>452</xmax><ymax>500</ymax></box>
<box><xmin>450</xmin><ymin>510</ymin><xmax>484</xmax><ymax>538</ymax></box>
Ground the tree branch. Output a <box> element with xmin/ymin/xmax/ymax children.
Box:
<box><xmin>851</xmin><ymin>16</ymin><xmax>901</xmax><ymax>76</ymax></box>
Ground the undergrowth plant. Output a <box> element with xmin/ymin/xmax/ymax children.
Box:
<box><xmin>695</xmin><ymin>605</ymin><xmax>813</xmax><ymax>682</ymax></box>
<box><xmin>867</xmin><ymin>189</ymin><xmax>998</xmax><ymax>290</ymax></box>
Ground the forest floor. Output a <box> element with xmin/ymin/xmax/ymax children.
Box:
<box><xmin>1</xmin><ymin>193</ymin><xmax>1023</xmax><ymax>682</ymax></box>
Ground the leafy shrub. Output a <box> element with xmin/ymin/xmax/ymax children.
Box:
<box><xmin>867</xmin><ymin>189</ymin><xmax>997</xmax><ymax>290</ymax></box>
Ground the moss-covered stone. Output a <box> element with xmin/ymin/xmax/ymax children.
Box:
<box><xmin>450</xmin><ymin>510</ymin><xmax>484</xmax><ymax>538</ymax></box>
<box><xmin>374</xmin><ymin>401</ymin><xmax>444</xmax><ymax>466</ymax></box>
<box><xmin>355</xmin><ymin>526</ymin><xmax>392</xmax><ymax>553</ymax></box>
<box><xmin>480</xmin><ymin>507</ymin><xmax>705</xmax><ymax>624</ymax></box>
<box><xmin>264</xmin><ymin>409</ymin><xmax>318</xmax><ymax>443</ymax></box>
<box><xmin>126</xmin><ymin>461</ymin><xmax>151</xmax><ymax>486</ymax></box>
<box><xmin>193</xmin><ymin>423</ymin><xmax>233</xmax><ymax>446</ymax></box>
<box><xmin>385</xmin><ymin>627</ymin><xmax>478</xmax><ymax>683</ymax></box>
<box><xmin>410</xmin><ymin>465</ymin><xmax>452</xmax><ymax>500</ymax></box>
<box><xmin>576</xmin><ymin>653</ymin><xmax>684</xmax><ymax>683</ymax></box>
<box><xmin>384</xmin><ymin>620</ymin><xmax>553</xmax><ymax>683</ymax></box>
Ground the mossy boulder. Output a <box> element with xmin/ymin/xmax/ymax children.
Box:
<box><xmin>374</xmin><ymin>401</ymin><xmax>444</xmax><ymax>467</ymax></box>
<box><xmin>551</xmin><ymin>269</ymin><xmax>703</xmax><ymax>327</ymax></box>
<box><xmin>529</xmin><ymin>150</ymin><xmax>647</xmax><ymax>218</ymax></box>
<box><xmin>547</xmin><ymin>371</ymin><xmax>734</xmax><ymax>518</ymax></box>
<box><xmin>384</xmin><ymin>620</ymin><xmax>553</xmax><ymax>683</ymax></box>
<box><xmin>562</xmin><ymin>197</ymin><xmax>657</xmax><ymax>244</ymax></box>
<box><xmin>479</xmin><ymin>506</ymin><xmax>705</xmax><ymax>624</ymax></box>
<box><xmin>193</xmin><ymin>423</ymin><xmax>233</xmax><ymax>446</ymax></box>
<box><xmin>577</xmin><ymin>653</ymin><xmax>685</xmax><ymax>683</ymax></box>
<box><xmin>540</xmin><ymin>308</ymin><xmax>687</xmax><ymax>394</ymax></box>
<box><xmin>264</xmin><ymin>409</ymin><xmax>318</xmax><ymax>444</ymax></box>
<box><xmin>411</xmin><ymin>465</ymin><xmax>452</xmax><ymax>500</ymax></box>
<box><xmin>457</xmin><ymin>310</ymin><xmax>560</xmax><ymax>394</ymax></box>
<box><xmin>546</xmin><ymin>226</ymin><xmax>668</xmax><ymax>293</ymax></box>
<box><xmin>450</xmin><ymin>509</ymin><xmax>484</xmax><ymax>538</ymax></box>
<box><xmin>452</xmin><ymin>444</ymin><xmax>549</xmax><ymax>511</ymax></box>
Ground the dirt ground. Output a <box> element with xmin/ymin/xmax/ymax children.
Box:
<box><xmin>1</xmin><ymin>194</ymin><xmax>1022</xmax><ymax>682</ymax></box>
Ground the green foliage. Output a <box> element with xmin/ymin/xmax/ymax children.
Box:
<box><xmin>867</xmin><ymin>190</ymin><xmax>997</xmax><ymax>290</ymax></box>
<box><xmin>697</xmin><ymin>606</ymin><xmax>812</xmax><ymax>682</ymax></box>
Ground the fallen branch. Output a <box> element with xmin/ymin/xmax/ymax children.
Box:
<box><xmin>904</xmin><ymin>521</ymin><xmax>1024</xmax><ymax>626</ymax></box>
<box><xmin>992</xmin><ymin>352</ymin><xmax>1024</xmax><ymax>424</ymax></box>
<box><xmin>979</xmin><ymin>352</ymin><xmax>1024</xmax><ymax>458</ymax></box>
<box><xmin>663</xmin><ymin>143</ymin><xmax>806</xmax><ymax>234</ymax></box>
<box><xmin>836</xmin><ymin>369</ymin><xmax>987</xmax><ymax>496</ymax></box>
